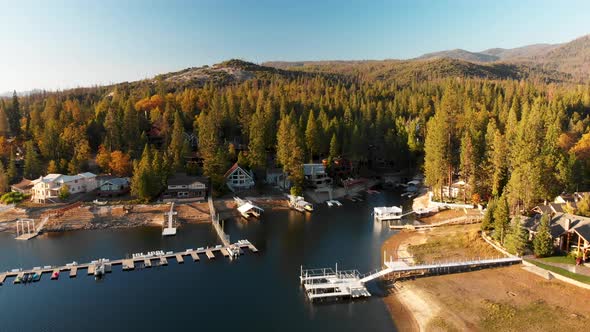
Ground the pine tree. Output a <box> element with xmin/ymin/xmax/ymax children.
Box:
<box><xmin>533</xmin><ymin>214</ymin><xmax>553</xmax><ymax>257</ymax></box>
<box><xmin>481</xmin><ymin>197</ymin><xmax>496</xmax><ymax>231</ymax></box>
<box><xmin>493</xmin><ymin>195</ymin><xmax>510</xmax><ymax>243</ymax></box>
<box><xmin>7</xmin><ymin>91</ymin><xmax>21</xmax><ymax>137</ymax></box>
<box><xmin>305</xmin><ymin>111</ymin><xmax>319</xmax><ymax>161</ymax></box>
<box><xmin>168</xmin><ymin>111</ymin><xmax>185</xmax><ymax>172</ymax></box>
<box><xmin>0</xmin><ymin>161</ymin><xmax>9</xmax><ymax>193</ymax></box>
<box><xmin>504</xmin><ymin>217</ymin><xmax>528</xmax><ymax>256</ymax></box>
<box><xmin>0</xmin><ymin>106</ymin><xmax>10</xmax><ymax>136</ymax></box>
<box><xmin>23</xmin><ymin>141</ymin><xmax>42</xmax><ymax>179</ymax></box>
<box><xmin>248</xmin><ymin>110</ymin><xmax>267</xmax><ymax>169</ymax></box>
<box><xmin>123</xmin><ymin>100</ymin><xmax>141</xmax><ymax>156</ymax></box>
<box><xmin>7</xmin><ymin>151</ymin><xmax>17</xmax><ymax>183</ymax></box>
<box><xmin>424</xmin><ymin>108</ymin><xmax>452</xmax><ymax>200</ymax></box>
<box><xmin>329</xmin><ymin>133</ymin><xmax>339</xmax><ymax>159</ymax></box>
<box><xmin>47</xmin><ymin>160</ymin><xmax>59</xmax><ymax>174</ymax></box>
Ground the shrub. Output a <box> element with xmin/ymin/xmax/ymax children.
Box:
<box><xmin>0</xmin><ymin>192</ymin><xmax>25</xmax><ymax>204</ymax></box>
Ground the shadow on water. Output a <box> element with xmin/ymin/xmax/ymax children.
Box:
<box><xmin>0</xmin><ymin>190</ymin><xmax>407</xmax><ymax>332</ymax></box>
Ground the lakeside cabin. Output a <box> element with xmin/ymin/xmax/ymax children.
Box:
<box><xmin>374</xmin><ymin>206</ymin><xmax>403</xmax><ymax>221</ymax></box>
<box><xmin>96</xmin><ymin>177</ymin><xmax>130</xmax><ymax>197</ymax></box>
<box><xmin>163</xmin><ymin>173</ymin><xmax>208</xmax><ymax>201</ymax></box>
<box><xmin>288</xmin><ymin>195</ymin><xmax>314</xmax><ymax>213</ymax></box>
<box><xmin>523</xmin><ymin>211</ymin><xmax>590</xmax><ymax>262</ymax></box>
<box><xmin>224</xmin><ymin>163</ymin><xmax>255</xmax><ymax>192</ymax></box>
<box><xmin>31</xmin><ymin>172</ymin><xmax>97</xmax><ymax>203</ymax></box>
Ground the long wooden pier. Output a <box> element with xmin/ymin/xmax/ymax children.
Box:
<box><xmin>301</xmin><ymin>256</ymin><xmax>522</xmax><ymax>302</ymax></box>
<box><xmin>0</xmin><ymin>240</ymin><xmax>258</xmax><ymax>286</ymax></box>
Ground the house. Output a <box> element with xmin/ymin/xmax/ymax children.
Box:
<box><xmin>265</xmin><ymin>168</ymin><xmax>290</xmax><ymax>190</ymax></box>
<box><xmin>31</xmin><ymin>172</ymin><xmax>97</xmax><ymax>203</ymax></box>
<box><xmin>554</xmin><ymin>192</ymin><xmax>590</xmax><ymax>206</ymax></box>
<box><xmin>11</xmin><ymin>178</ymin><xmax>34</xmax><ymax>195</ymax></box>
<box><xmin>224</xmin><ymin>163</ymin><xmax>254</xmax><ymax>192</ymax></box>
<box><xmin>96</xmin><ymin>177</ymin><xmax>130</xmax><ymax>197</ymax></box>
<box><xmin>163</xmin><ymin>173</ymin><xmax>208</xmax><ymax>200</ymax></box>
<box><xmin>532</xmin><ymin>202</ymin><xmax>566</xmax><ymax>215</ymax></box>
<box><xmin>442</xmin><ymin>180</ymin><xmax>470</xmax><ymax>199</ymax></box>
<box><xmin>522</xmin><ymin>213</ymin><xmax>590</xmax><ymax>261</ymax></box>
<box><xmin>303</xmin><ymin>163</ymin><xmax>332</xmax><ymax>188</ymax></box>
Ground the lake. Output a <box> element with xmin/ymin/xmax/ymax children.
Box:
<box><xmin>0</xmin><ymin>191</ymin><xmax>409</xmax><ymax>331</ymax></box>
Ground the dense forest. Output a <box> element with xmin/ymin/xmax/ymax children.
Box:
<box><xmin>0</xmin><ymin>60</ymin><xmax>589</xmax><ymax>209</ymax></box>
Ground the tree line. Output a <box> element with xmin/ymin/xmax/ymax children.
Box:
<box><xmin>0</xmin><ymin>73</ymin><xmax>588</xmax><ymax>202</ymax></box>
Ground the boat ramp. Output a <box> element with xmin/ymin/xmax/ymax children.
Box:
<box><xmin>0</xmin><ymin>239</ymin><xmax>258</xmax><ymax>286</ymax></box>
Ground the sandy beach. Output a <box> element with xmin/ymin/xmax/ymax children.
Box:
<box><xmin>381</xmin><ymin>224</ymin><xmax>590</xmax><ymax>331</ymax></box>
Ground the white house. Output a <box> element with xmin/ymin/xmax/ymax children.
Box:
<box><xmin>303</xmin><ymin>163</ymin><xmax>332</xmax><ymax>188</ymax></box>
<box><xmin>31</xmin><ymin>172</ymin><xmax>97</xmax><ymax>203</ymax></box>
<box><xmin>224</xmin><ymin>163</ymin><xmax>255</xmax><ymax>192</ymax></box>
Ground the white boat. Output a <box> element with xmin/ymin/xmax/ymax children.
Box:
<box><xmin>288</xmin><ymin>195</ymin><xmax>313</xmax><ymax>213</ymax></box>
<box><xmin>374</xmin><ymin>206</ymin><xmax>403</xmax><ymax>221</ymax></box>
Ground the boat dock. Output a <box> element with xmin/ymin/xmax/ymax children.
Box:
<box><xmin>301</xmin><ymin>256</ymin><xmax>521</xmax><ymax>302</ymax></box>
<box><xmin>0</xmin><ymin>240</ymin><xmax>258</xmax><ymax>287</ymax></box>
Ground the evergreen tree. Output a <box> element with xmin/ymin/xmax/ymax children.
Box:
<box><xmin>7</xmin><ymin>91</ymin><xmax>21</xmax><ymax>136</ymax></box>
<box><xmin>23</xmin><ymin>141</ymin><xmax>42</xmax><ymax>179</ymax></box>
<box><xmin>7</xmin><ymin>152</ymin><xmax>17</xmax><ymax>183</ymax></box>
<box><xmin>168</xmin><ymin>111</ymin><xmax>186</xmax><ymax>171</ymax></box>
<box><xmin>481</xmin><ymin>197</ymin><xmax>497</xmax><ymax>231</ymax></box>
<box><xmin>329</xmin><ymin>133</ymin><xmax>339</xmax><ymax>159</ymax></box>
<box><xmin>47</xmin><ymin>160</ymin><xmax>59</xmax><ymax>174</ymax></box>
<box><xmin>504</xmin><ymin>217</ymin><xmax>528</xmax><ymax>256</ymax></box>
<box><xmin>0</xmin><ymin>161</ymin><xmax>8</xmax><ymax>193</ymax></box>
<box><xmin>424</xmin><ymin>108</ymin><xmax>452</xmax><ymax>200</ymax></box>
<box><xmin>305</xmin><ymin>111</ymin><xmax>319</xmax><ymax>161</ymax></box>
<box><xmin>248</xmin><ymin>110</ymin><xmax>267</xmax><ymax>169</ymax></box>
<box><xmin>533</xmin><ymin>214</ymin><xmax>553</xmax><ymax>257</ymax></box>
<box><xmin>0</xmin><ymin>106</ymin><xmax>10</xmax><ymax>136</ymax></box>
<box><xmin>493</xmin><ymin>195</ymin><xmax>510</xmax><ymax>243</ymax></box>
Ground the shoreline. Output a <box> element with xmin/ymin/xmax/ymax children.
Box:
<box><xmin>381</xmin><ymin>230</ymin><xmax>428</xmax><ymax>332</ymax></box>
<box><xmin>381</xmin><ymin>222</ymin><xmax>590</xmax><ymax>331</ymax></box>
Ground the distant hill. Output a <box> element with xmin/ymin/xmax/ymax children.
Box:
<box><xmin>480</xmin><ymin>43</ymin><xmax>560</xmax><ymax>61</ymax></box>
<box><xmin>417</xmin><ymin>49</ymin><xmax>499</xmax><ymax>63</ymax></box>
<box><xmin>264</xmin><ymin>58</ymin><xmax>570</xmax><ymax>84</ymax></box>
<box><xmin>266</xmin><ymin>34</ymin><xmax>590</xmax><ymax>83</ymax></box>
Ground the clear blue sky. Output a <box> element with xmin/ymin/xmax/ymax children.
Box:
<box><xmin>2</xmin><ymin>0</ymin><xmax>589</xmax><ymax>92</ymax></box>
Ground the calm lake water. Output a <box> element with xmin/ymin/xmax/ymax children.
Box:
<box><xmin>0</xmin><ymin>191</ymin><xmax>409</xmax><ymax>331</ymax></box>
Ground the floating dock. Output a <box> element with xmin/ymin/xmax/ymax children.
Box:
<box><xmin>0</xmin><ymin>240</ymin><xmax>258</xmax><ymax>287</ymax></box>
<box><xmin>206</xmin><ymin>250</ymin><xmax>215</xmax><ymax>260</ymax></box>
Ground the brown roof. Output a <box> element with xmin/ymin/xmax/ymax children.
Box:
<box><xmin>167</xmin><ymin>173</ymin><xmax>208</xmax><ymax>187</ymax></box>
<box><xmin>11</xmin><ymin>178</ymin><xmax>33</xmax><ymax>190</ymax></box>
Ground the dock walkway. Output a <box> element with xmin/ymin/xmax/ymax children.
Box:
<box><xmin>1</xmin><ymin>240</ymin><xmax>258</xmax><ymax>287</ymax></box>
<box><xmin>301</xmin><ymin>256</ymin><xmax>522</xmax><ymax>302</ymax></box>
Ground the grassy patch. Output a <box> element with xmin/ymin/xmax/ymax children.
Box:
<box><xmin>479</xmin><ymin>299</ymin><xmax>588</xmax><ymax>331</ymax></box>
<box><xmin>408</xmin><ymin>227</ymin><xmax>499</xmax><ymax>264</ymax></box>
<box><xmin>427</xmin><ymin>316</ymin><xmax>459</xmax><ymax>332</ymax></box>
<box><xmin>540</xmin><ymin>255</ymin><xmax>576</xmax><ymax>265</ymax></box>
<box><xmin>525</xmin><ymin>259</ymin><xmax>590</xmax><ymax>285</ymax></box>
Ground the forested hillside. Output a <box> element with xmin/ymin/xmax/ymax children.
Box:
<box><xmin>0</xmin><ymin>59</ymin><xmax>589</xmax><ymax>209</ymax></box>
